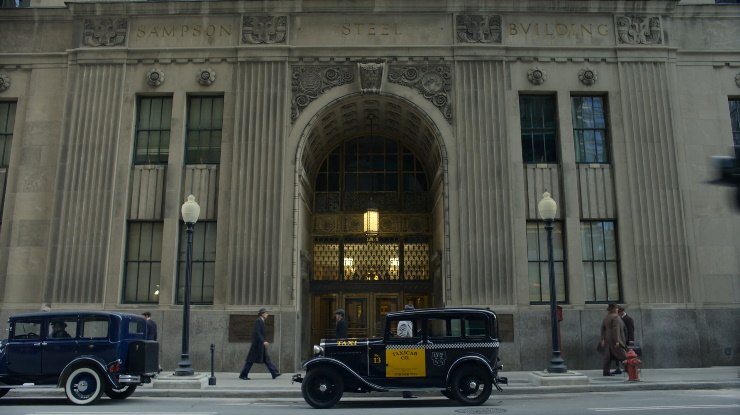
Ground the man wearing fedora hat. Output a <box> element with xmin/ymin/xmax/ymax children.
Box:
<box><xmin>239</xmin><ymin>308</ymin><xmax>280</xmax><ymax>380</ymax></box>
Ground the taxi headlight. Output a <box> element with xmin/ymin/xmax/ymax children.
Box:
<box><xmin>313</xmin><ymin>345</ymin><xmax>324</xmax><ymax>356</ymax></box>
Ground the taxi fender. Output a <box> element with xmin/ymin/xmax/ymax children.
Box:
<box><xmin>303</xmin><ymin>357</ymin><xmax>387</xmax><ymax>392</ymax></box>
<box><xmin>445</xmin><ymin>355</ymin><xmax>495</xmax><ymax>382</ymax></box>
<box><xmin>58</xmin><ymin>355</ymin><xmax>116</xmax><ymax>388</ymax></box>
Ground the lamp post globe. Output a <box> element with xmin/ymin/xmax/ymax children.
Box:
<box><xmin>175</xmin><ymin>195</ymin><xmax>200</xmax><ymax>376</ymax></box>
<box><xmin>537</xmin><ymin>191</ymin><xmax>567</xmax><ymax>374</ymax></box>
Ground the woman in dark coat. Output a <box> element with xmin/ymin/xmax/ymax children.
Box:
<box><xmin>239</xmin><ymin>308</ymin><xmax>280</xmax><ymax>380</ymax></box>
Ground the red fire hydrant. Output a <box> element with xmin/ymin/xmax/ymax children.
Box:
<box><xmin>624</xmin><ymin>349</ymin><xmax>641</xmax><ymax>381</ymax></box>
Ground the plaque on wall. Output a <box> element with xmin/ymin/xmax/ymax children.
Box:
<box><xmin>497</xmin><ymin>314</ymin><xmax>514</xmax><ymax>342</ymax></box>
<box><xmin>229</xmin><ymin>314</ymin><xmax>274</xmax><ymax>343</ymax></box>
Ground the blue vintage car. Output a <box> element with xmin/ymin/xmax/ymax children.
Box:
<box><xmin>293</xmin><ymin>307</ymin><xmax>507</xmax><ymax>409</ymax></box>
<box><xmin>0</xmin><ymin>311</ymin><xmax>158</xmax><ymax>404</ymax></box>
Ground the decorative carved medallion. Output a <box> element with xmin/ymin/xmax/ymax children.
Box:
<box><xmin>736</xmin><ymin>73</ymin><xmax>740</xmax><ymax>88</ymax></box>
<box><xmin>146</xmin><ymin>68</ymin><xmax>165</xmax><ymax>87</ymax></box>
<box><xmin>242</xmin><ymin>15</ymin><xmax>288</xmax><ymax>44</ymax></box>
<box><xmin>456</xmin><ymin>15</ymin><xmax>502</xmax><ymax>43</ymax></box>
<box><xmin>358</xmin><ymin>61</ymin><xmax>384</xmax><ymax>94</ymax></box>
<box><xmin>578</xmin><ymin>68</ymin><xmax>597</xmax><ymax>86</ymax></box>
<box><xmin>291</xmin><ymin>65</ymin><xmax>354</xmax><ymax>122</ymax></box>
<box><xmin>197</xmin><ymin>68</ymin><xmax>216</xmax><ymax>86</ymax></box>
<box><xmin>387</xmin><ymin>64</ymin><xmax>453</xmax><ymax>124</ymax></box>
<box><xmin>83</xmin><ymin>18</ymin><xmax>128</xmax><ymax>47</ymax></box>
<box><xmin>527</xmin><ymin>67</ymin><xmax>547</xmax><ymax>85</ymax></box>
<box><xmin>616</xmin><ymin>15</ymin><xmax>662</xmax><ymax>45</ymax></box>
<box><xmin>0</xmin><ymin>73</ymin><xmax>9</xmax><ymax>92</ymax></box>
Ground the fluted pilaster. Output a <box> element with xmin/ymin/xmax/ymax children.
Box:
<box><xmin>618</xmin><ymin>61</ymin><xmax>691</xmax><ymax>303</ymax></box>
<box><xmin>454</xmin><ymin>60</ymin><xmax>514</xmax><ymax>305</ymax></box>
<box><xmin>46</xmin><ymin>64</ymin><xmax>125</xmax><ymax>304</ymax></box>
<box><xmin>227</xmin><ymin>61</ymin><xmax>287</xmax><ymax>305</ymax></box>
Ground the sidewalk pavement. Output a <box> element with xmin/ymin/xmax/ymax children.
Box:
<box><xmin>6</xmin><ymin>367</ymin><xmax>739</xmax><ymax>399</ymax></box>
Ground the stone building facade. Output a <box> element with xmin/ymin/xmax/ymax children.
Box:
<box><xmin>0</xmin><ymin>0</ymin><xmax>738</xmax><ymax>372</ymax></box>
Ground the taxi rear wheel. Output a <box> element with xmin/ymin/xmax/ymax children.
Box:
<box><xmin>64</xmin><ymin>366</ymin><xmax>104</xmax><ymax>405</ymax></box>
<box><xmin>449</xmin><ymin>364</ymin><xmax>493</xmax><ymax>406</ymax></box>
<box><xmin>301</xmin><ymin>366</ymin><xmax>344</xmax><ymax>409</ymax></box>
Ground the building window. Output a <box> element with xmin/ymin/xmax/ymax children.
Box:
<box><xmin>185</xmin><ymin>96</ymin><xmax>224</xmax><ymax>164</ymax></box>
<box><xmin>134</xmin><ymin>96</ymin><xmax>172</xmax><ymax>165</ymax></box>
<box><xmin>520</xmin><ymin>95</ymin><xmax>558</xmax><ymax>163</ymax></box>
<box><xmin>581</xmin><ymin>221</ymin><xmax>620</xmax><ymax>303</ymax></box>
<box><xmin>526</xmin><ymin>221</ymin><xmax>566</xmax><ymax>304</ymax></box>
<box><xmin>572</xmin><ymin>96</ymin><xmax>609</xmax><ymax>163</ymax></box>
<box><xmin>177</xmin><ymin>221</ymin><xmax>217</xmax><ymax>304</ymax></box>
<box><xmin>123</xmin><ymin>222</ymin><xmax>163</xmax><ymax>304</ymax></box>
<box><xmin>0</xmin><ymin>101</ymin><xmax>16</xmax><ymax>168</ymax></box>
<box><xmin>730</xmin><ymin>98</ymin><xmax>740</xmax><ymax>147</ymax></box>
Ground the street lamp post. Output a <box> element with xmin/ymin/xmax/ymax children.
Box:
<box><xmin>537</xmin><ymin>191</ymin><xmax>567</xmax><ymax>374</ymax></box>
<box><xmin>175</xmin><ymin>194</ymin><xmax>200</xmax><ymax>376</ymax></box>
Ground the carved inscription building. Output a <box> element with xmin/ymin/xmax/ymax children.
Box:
<box><xmin>0</xmin><ymin>0</ymin><xmax>738</xmax><ymax>373</ymax></box>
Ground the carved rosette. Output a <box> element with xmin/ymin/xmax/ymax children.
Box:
<box><xmin>0</xmin><ymin>73</ymin><xmax>9</xmax><ymax>93</ymax></box>
<box><xmin>242</xmin><ymin>15</ymin><xmax>287</xmax><ymax>44</ymax></box>
<box><xmin>735</xmin><ymin>73</ymin><xmax>740</xmax><ymax>88</ymax></box>
<box><xmin>527</xmin><ymin>67</ymin><xmax>547</xmax><ymax>85</ymax></box>
<box><xmin>578</xmin><ymin>68</ymin><xmax>597</xmax><ymax>86</ymax></box>
<box><xmin>456</xmin><ymin>14</ymin><xmax>502</xmax><ymax>43</ymax></box>
<box><xmin>291</xmin><ymin>65</ymin><xmax>354</xmax><ymax>122</ymax></box>
<box><xmin>83</xmin><ymin>18</ymin><xmax>128</xmax><ymax>47</ymax></box>
<box><xmin>197</xmin><ymin>68</ymin><xmax>216</xmax><ymax>86</ymax></box>
<box><xmin>358</xmin><ymin>61</ymin><xmax>384</xmax><ymax>94</ymax></box>
<box><xmin>387</xmin><ymin>64</ymin><xmax>453</xmax><ymax>124</ymax></box>
<box><xmin>616</xmin><ymin>15</ymin><xmax>662</xmax><ymax>45</ymax></box>
<box><xmin>146</xmin><ymin>68</ymin><xmax>165</xmax><ymax>87</ymax></box>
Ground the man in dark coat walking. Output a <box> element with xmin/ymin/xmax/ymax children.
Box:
<box><xmin>600</xmin><ymin>303</ymin><xmax>627</xmax><ymax>376</ymax></box>
<box><xmin>239</xmin><ymin>308</ymin><xmax>280</xmax><ymax>380</ymax></box>
<box><xmin>618</xmin><ymin>305</ymin><xmax>635</xmax><ymax>345</ymax></box>
<box><xmin>335</xmin><ymin>308</ymin><xmax>348</xmax><ymax>339</ymax></box>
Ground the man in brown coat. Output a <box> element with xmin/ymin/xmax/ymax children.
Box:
<box><xmin>600</xmin><ymin>303</ymin><xmax>627</xmax><ymax>376</ymax></box>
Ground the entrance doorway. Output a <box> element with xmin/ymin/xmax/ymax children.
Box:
<box><xmin>310</xmin><ymin>293</ymin><xmax>429</xmax><ymax>344</ymax></box>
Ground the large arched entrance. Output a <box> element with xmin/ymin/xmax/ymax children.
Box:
<box><xmin>297</xmin><ymin>93</ymin><xmax>448</xmax><ymax>349</ymax></box>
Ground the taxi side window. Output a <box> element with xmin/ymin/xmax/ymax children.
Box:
<box><xmin>427</xmin><ymin>318</ymin><xmax>463</xmax><ymax>339</ymax></box>
<box><xmin>465</xmin><ymin>317</ymin><xmax>487</xmax><ymax>337</ymax></box>
<box><xmin>389</xmin><ymin>318</ymin><xmax>421</xmax><ymax>340</ymax></box>
<box><xmin>81</xmin><ymin>317</ymin><xmax>109</xmax><ymax>339</ymax></box>
<box><xmin>11</xmin><ymin>320</ymin><xmax>42</xmax><ymax>340</ymax></box>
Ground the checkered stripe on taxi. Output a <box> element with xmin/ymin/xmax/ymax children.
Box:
<box><xmin>386</xmin><ymin>341</ymin><xmax>499</xmax><ymax>350</ymax></box>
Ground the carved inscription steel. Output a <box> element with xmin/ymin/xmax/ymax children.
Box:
<box><xmin>616</xmin><ymin>15</ymin><xmax>662</xmax><ymax>45</ymax></box>
<box><xmin>456</xmin><ymin>15</ymin><xmax>502</xmax><ymax>43</ymax></box>
<box><xmin>291</xmin><ymin>65</ymin><xmax>354</xmax><ymax>122</ymax></box>
<box><xmin>388</xmin><ymin>64</ymin><xmax>452</xmax><ymax>124</ymax></box>
<box><xmin>83</xmin><ymin>18</ymin><xmax>128</xmax><ymax>47</ymax></box>
<box><xmin>242</xmin><ymin>15</ymin><xmax>287</xmax><ymax>44</ymax></box>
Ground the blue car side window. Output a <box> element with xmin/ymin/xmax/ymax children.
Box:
<box><xmin>81</xmin><ymin>317</ymin><xmax>109</xmax><ymax>339</ymax></box>
<box><xmin>11</xmin><ymin>320</ymin><xmax>42</xmax><ymax>340</ymax></box>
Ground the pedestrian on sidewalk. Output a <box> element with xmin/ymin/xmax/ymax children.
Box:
<box><xmin>142</xmin><ymin>311</ymin><xmax>162</xmax><ymax>373</ymax></box>
<box><xmin>335</xmin><ymin>308</ymin><xmax>348</xmax><ymax>339</ymax></box>
<box><xmin>618</xmin><ymin>305</ymin><xmax>635</xmax><ymax>345</ymax></box>
<box><xmin>600</xmin><ymin>303</ymin><xmax>627</xmax><ymax>376</ymax></box>
<box><xmin>239</xmin><ymin>308</ymin><xmax>281</xmax><ymax>380</ymax></box>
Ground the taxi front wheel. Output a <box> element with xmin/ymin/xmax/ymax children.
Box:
<box><xmin>301</xmin><ymin>366</ymin><xmax>344</xmax><ymax>409</ymax></box>
<box><xmin>449</xmin><ymin>364</ymin><xmax>493</xmax><ymax>406</ymax></box>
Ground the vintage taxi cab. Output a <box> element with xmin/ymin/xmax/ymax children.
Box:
<box><xmin>0</xmin><ymin>311</ymin><xmax>158</xmax><ymax>404</ymax></box>
<box><xmin>293</xmin><ymin>307</ymin><xmax>507</xmax><ymax>409</ymax></box>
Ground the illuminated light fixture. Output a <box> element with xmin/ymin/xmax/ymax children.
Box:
<box><xmin>389</xmin><ymin>257</ymin><xmax>400</xmax><ymax>267</ymax></box>
<box><xmin>363</xmin><ymin>205</ymin><xmax>379</xmax><ymax>236</ymax></box>
<box><xmin>343</xmin><ymin>257</ymin><xmax>354</xmax><ymax>267</ymax></box>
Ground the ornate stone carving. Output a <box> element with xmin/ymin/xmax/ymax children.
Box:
<box><xmin>83</xmin><ymin>18</ymin><xmax>128</xmax><ymax>47</ymax></box>
<box><xmin>616</xmin><ymin>15</ymin><xmax>662</xmax><ymax>45</ymax></box>
<box><xmin>456</xmin><ymin>14</ymin><xmax>502</xmax><ymax>43</ymax></box>
<box><xmin>197</xmin><ymin>68</ymin><xmax>216</xmax><ymax>86</ymax></box>
<box><xmin>578</xmin><ymin>68</ymin><xmax>597</xmax><ymax>86</ymax></box>
<box><xmin>736</xmin><ymin>73</ymin><xmax>740</xmax><ymax>88</ymax></box>
<box><xmin>242</xmin><ymin>15</ymin><xmax>288</xmax><ymax>44</ymax></box>
<box><xmin>146</xmin><ymin>68</ymin><xmax>165</xmax><ymax>87</ymax></box>
<box><xmin>358</xmin><ymin>60</ymin><xmax>384</xmax><ymax>94</ymax></box>
<box><xmin>0</xmin><ymin>73</ymin><xmax>9</xmax><ymax>92</ymax></box>
<box><xmin>291</xmin><ymin>65</ymin><xmax>354</xmax><ymax>122</ymax></box>
<box><xmin>527</xmin><ymin>67</ymin><xmax>547</xmax><ymax>85</ymax></box>
<box><xmin>387</xmin><ymin>64</ymin><xmax>453</xmax><ymax>124</ymax></box>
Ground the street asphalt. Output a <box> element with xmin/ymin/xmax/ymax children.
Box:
<box><xmin>4</xmin><ymin>366</ymin><xmax>739</xmax><ymax>399</ymax></box>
